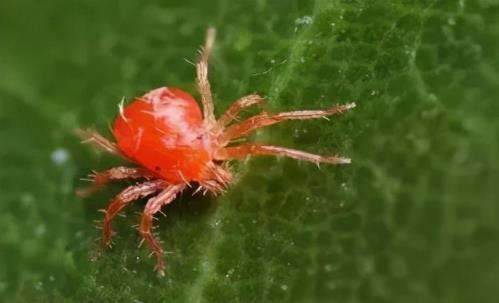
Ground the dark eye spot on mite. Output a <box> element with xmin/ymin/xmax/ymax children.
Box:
<box><xmin>155</xmin><ymin>166</ymin><xmax>161</xmax><ymax>171</ymax></box>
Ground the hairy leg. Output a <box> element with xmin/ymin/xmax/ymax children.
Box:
<box><xmin>216</xmin><ymin>144</ymin><xmax>351</xmax><ymax>165</ymax></box>
<box><xmin>139</xmin><ymin>184</ymin><xmax>185</xmax><ymax>276</ymax></box>
<box><xmin>76</xmin><ymin>128</ymin><xmax>122</xmax><ymax>157</ymax></box>
<box><xmin>219</xmin><ymin>103</ymin><xmax>356</xmax><ymax>144</ymax></box>
<box><xmin>101</xmin><ymin>180</ymin><xmax>166</xmax><ymax>247</ymax></box>
<box><xmin>197</xmin><ymin>27</ymin><xmax>216</xmax><ymax>126</ymax></box>
<box><xmin>77</xmin><ymin>166</ymin><xmax>154</xmax><ymax>197</ymax></box>
<box><xmin>215</xmin><ymin>94</ymin><xmax>265</xmax><ymax>131</ymax></box>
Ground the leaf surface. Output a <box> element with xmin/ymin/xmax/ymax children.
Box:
<box><xmin>0</xmin><ymin>0</ymin><xmax>498</xmax><ymax>302</ymax></box>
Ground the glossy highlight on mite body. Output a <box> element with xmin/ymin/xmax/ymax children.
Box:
<box><xmin>78</xmin><ymin>28</ymin><xmax>355</xmax><ymax>276</ymax></box>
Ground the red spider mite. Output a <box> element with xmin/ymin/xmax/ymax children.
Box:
<box><xmin>77</xmin><ymin>28</ymin><xmax>355</xmax><ymax>276</ymax></box>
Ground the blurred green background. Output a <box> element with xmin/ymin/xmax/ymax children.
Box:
<box><xmin>1</xmin><ymin>0</ymin><xmax>498</xmax><ymax>302</ymax></box>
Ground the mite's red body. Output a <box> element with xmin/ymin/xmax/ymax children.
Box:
<box><xmin>113</xmin><ymin>87</ymin><xmax>211</xmax><ymax>183</ymax></box>
<box><xmin>78</xmin><ymin>28</ymin><xmax>354</xmax><ymax>276</ymax></box>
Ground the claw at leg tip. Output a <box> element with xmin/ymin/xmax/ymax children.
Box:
<box><xmin>155</xmin><ymin>265</ymin><xmax>166</xmax><ymax>277</ymax></box>
<box><xmin>338</xmin><ymin>157</ymin><xmax>351</xmax><ymax>164</ymax></box>
<box><xmin>346</xmin><ymin>102</ymin><xmax>356</xmax><ymax>110</ymax></box>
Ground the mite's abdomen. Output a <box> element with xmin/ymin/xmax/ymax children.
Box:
<box><xmin>113</xmin><ymin>87</ymin><xmax>211</xmax><ymax>183</ymax></box>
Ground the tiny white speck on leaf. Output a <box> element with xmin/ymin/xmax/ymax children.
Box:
<box><xmin>225</xmin><ymin>268</ymin><xmax>235</xmax><ymax>278</ymax></box>
<box><xmin>295</xmin><ymin>15</ymin><xmax>313</xmax><ymax>26</ymax></box>
<box><xmin>34</xmin><ymin>281</ymin><xmax>43</xmax><ymax>291</ymax></box>
<box><xmin>294</xmin><ymin>16</ymin><xmax>313</xmax><ymax>31</ymax></box>
<box><xmin>34</xmin><ymin>224</ymin><xmax>47</xmax><ymax>237</ymax></box>
<box><xmin>210</xmin><ymin>219</ymin><xmax>221</xmax><ymax>228</ymax></box>
<box><xmin>51</xmin><ymin>148</ymin><xmax>69</xmax><ymax>166</ymax></box>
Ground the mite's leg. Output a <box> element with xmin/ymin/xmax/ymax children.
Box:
<box><xmin>139</xmin><ymin>184</ymin><xmax>185</xmax><ymax>276</ymax></box>
<box><xmin>219</xmin><ymin>103</ymin><xmax>356</xmax><ymax>145</ymax></box>
<box><xmin>101</xmin><ymin>180</ymin><xmax>166</xmax><ymax>247</ymax></box>
<box><xmin>76</xmin><ymin>128</ymin><xmax>122</xmax><ymax>157</ymax></box>
<box><xmin>197</xmin><ymin>27</ymin><xmax>217</xmax><ymax>126</ymax></box>
<box><xmin>77</xmin><ymin>166</ymin><xmax>153</xmax><ymax>197</ymax></box>
<box><xmin>214</xmin><ymin>94</ymin><xmax>265</xmax><ymax>131</ymax></box>
<box><xmin>216</xmin><ymin>144</ymin><xmax>351</xmax><ymax>165</ymax></box>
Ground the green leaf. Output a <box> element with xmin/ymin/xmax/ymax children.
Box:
<box><xmin>1</xmin><ymin>0</ymin><xmax>498</xmax><ymax>302</ymax></box>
